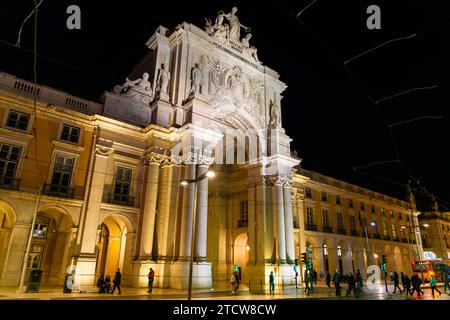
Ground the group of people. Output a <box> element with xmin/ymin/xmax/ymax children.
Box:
<box><xmin>303</xmin><ymin>269</ymin><xmax>319</xmax><ymax>295</ymax></box>
<box><xmin>96</xmin><ymin>268</ymin><xmax>122</xmax><ymax>294</ymax></box>
<box><xmin>395</xmin><ymin>271</ymin><xmax>448</xmax><ymax>298</ymax></box>
<box><xmin>330</xmin><ymin>269</ymin><xmax>364</xmax><ymax>297</ymax></box>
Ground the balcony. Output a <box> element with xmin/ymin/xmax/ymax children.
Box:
<box><xmin>305</xmin><ymin>224</ymin><xmax>317</xmax><ymax>231</ymax></box>
<box><xmin>383</xmin><ymin>235</ymin><xmax>391</xmax><ymax>241</ymax></box>
<box><xmin>392</xmin><ymin>237</ymin><xmax>400</xmax><ymax>242</ymax></box>
<box><xmin>42</xmin><ymin>183</ymin><xmax>74</xmax><ymax>199</ymax></box>
<box><xmin>0</xmin><ymin>176</ymin><xmax>20</xmax><ymax>190</ymax></box>
<box><xmin>401</xmin><ymin>238</ymin><xmax>408</xmax><ymax>243</ymax></box>
<box><xmin>411</xmin><ymin>239</ymin><xmax>416</xmax><ymax>244</ymax></box>
<box><xmin>337</xmin><ymin>228</ymin><xmax>347</xmax><ymax>235</ymax></box>
<box><xmin>373</xmin><ymin>233</ymin><xmax>382</xmax><ymax>240</ymax></box>
<box><xmin>107</xmin><ymin>193</ymin><xmax>135</xmax><ymax>207</ymax></box>
<box><xmin>322</xmin><ymin>226</ymin><xmax>333</xmax><ymax>233</ymax></box>
<box><xmin>237</xmin><ymin>219</ymin><xmax>248</xmax><ymax>228</ymax></box>
<box><xmin>350</xmin><ymin>230</ymin><xmax>359</xmax><ymax>237</ymax></box>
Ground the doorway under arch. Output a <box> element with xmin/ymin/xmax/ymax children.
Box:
<box><xmin>233</xmin><ymin>233</ymin><xmax>249</xmax><ymax>281</ymax></box>
<box><xmin>95</xmin><ymin>214</ymin><xmax>132</xmax><ymax>280</ymax></box>
<box><xmin>0</xmin><ymin>200</ymin><xmax>16</xmax><ymax>276</ymax></box>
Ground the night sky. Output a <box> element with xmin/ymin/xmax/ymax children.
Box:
<box><xmin>0</xmin><ymin>0</ymin><xmax>449</xmax><ymax>211</ymax></box>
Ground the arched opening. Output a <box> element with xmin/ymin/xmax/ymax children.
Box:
<box><xmin>233</xmin><ymin>233</ymin><xmax>249</xmax><ymax>282</ymax></box>
<box><xmin>322</xmin><ymin>239</ymin><xmax>335</xmax><ymax>274</ymax></box>
<box><xmin>95</xmin><ymin>215</ymin><xmax>129</xmax><ymax>280</ymax></box>
<box><xmin>28</xmin><ymin>206</ymin><xmax>74</xmax><ymax>285</ymax></box>
<box><xmin>351</xmin><ymin>241</ymin><xmax>364</xmax><ymax>274</ymax></box>
<box><xmin>0</xmin><ymin>201</ymin><xmax>16</xmax><ymax>276</ymax></box>
<box><xmin>305</xmin><ymin>237</ymin><xmax>319</xmax><ymax>273</ymax></box>
<box><xmin>423</xmin><ymin>251</ymin><xmax>437</xmax><ymax>260</ymax></box>
<box><xmin>337</xmin><ymin>241</ymin><xmax>348</xmax><ymax>276</ymax></box>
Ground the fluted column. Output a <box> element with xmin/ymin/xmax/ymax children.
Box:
<box><xmin>194</xmin><ymin>163</ymin><xmax>209</xmax><ymax>261</ymax></box>
<box><xmin>179</xmin><ymin>163</ymin><xmax>196</xmax><ymax>259</ymax></box>
<box><xmin>139</xmin><ymin>153</ymin><xmax>162</xmax><ymax>257</ymax></box>
<box><xmin>283</xmin><ymin>183</ymin><xmax>295</xmax><ymax>263</ymax></box>
<box><xmin>272</xmin><ymin>178</ymin><xmax>286</xmax><ymax>262</ymax></box>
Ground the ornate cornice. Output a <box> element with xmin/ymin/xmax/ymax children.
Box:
<box><xmin>144</xmin><ymin>152</ymin><xmax>174</xmax><ymax>167</ymax></box>
<box><xmin>268</xmin><ymin>175</ymin><xmax>292</xmax><ymax>187</ymax></box>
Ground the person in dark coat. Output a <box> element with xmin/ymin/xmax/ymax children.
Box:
<box><xmin>346</xmin><ymin>273</ymin><xmax>358</xmax><ymax>297</ymax></box>
<box><xmin>400</xmin><ymin>272</ymin><xmax>407</xmax><ymax>293</ymax></box>
<box><xmin>96</xmin><ymin>274</ymin><xmax>105</xmax><ymax>293</ymax></box>
<box><xmin>326</xmin><ymin>272</ymin><xmax>331</xmax><ymax>288</ymax></box>
<box><xmin>304</xmin><ymin>269</ymin><xmax>310</xmax><ymax>294</ymax></box>
<box><xmin>103</xmin><ymin>275</ymin><xmax>111</xmax><ymax>293</ymax></box>
<box><xmin>392</xmin><ymin>271</ymin><xmax>403</xmax><ymax>294</ymax></box>
<box><xmin>411</xmin><ymin>274</ymin><xmax>424</xmax><ymax>297</ymax></box>
<box><xmin>355</xmin><ymin>269</ymin><xmax>364</xmax><ymax>295</ymax></box>
<box><xmin>403</xmin><ymin>274</ymin><xmax>412</xmax><ymax>296</ymax></box>
<box><xmin>332</xmin><ymin>270</ymin><xmax>341</xmax><ymax>296</ymax></box>
<box><xmin>111</xmin><ymin>268</ymin><xmax>122</xmax><ymax>294</ymax></box>
<box><xmin>312</xmin><ymin>269</ymin><xmax>318</xmax><ymax>284</ymax></box>
<box><xmin>147</xmin><ymin>268</ymin><xmax>155</xmax><ymax>293</ymax></box>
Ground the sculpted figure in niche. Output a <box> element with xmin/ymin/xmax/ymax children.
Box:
<box><xmin>190</xmin><ymin>63</ymin><xmax>203</xmax><ymax>94</ymax></box>
<box><xmin>269</xmin><ymin>99</ymin><xmax>280</xmax><ymax>127</ymax></box>
<box><xmin>225</xmin><ymin>7</ymin><xmax>247</xmax><ymax>43</ymax></box>
<box><xmin>114</xmin><ymin>72</ymin><xmax>152</xmax><ymax>104</ymax></box>
<box><xmin>241</xmin><ymin>33</ymin><xmax>261</xmax><ymax>64</ymax></box>
<box><xmin>156</xmin><ymin>63</ymin><xmax>170</xmax><ymax>96</ymax></box>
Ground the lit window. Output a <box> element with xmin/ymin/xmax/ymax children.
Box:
<box><xmin>382</xmin><ymin>221</ymin><xmax>388</xmax><ymax>236</ymax></box>
<box><xmin>323</xmin><ymin>244</ymin><xmax>328</xmax><ymax>256</ymax></box>
<box><xmin>335</xmin><ymin>195</ymin><xmax>341</xmax><ymax>205</ymax></box>
<box><xmin>32</xmin><ymin>216</ymin><xmax>49</xmax><ymax>239</ymax></box>
<box><xmin>391</xmin><ymin>224</ymin><xmax>397</xmax><ymax>238</ymax></box>
<box><xmin>6</xmin><ymin>110</ymin><xmax>30</xmax><ymax>131</ymax></box>
<box><xmin>337</xmin><ymin>245</ymin><xmax>342</xmax><ymax>257</ymax></box>
<box><xmin>27</xmin><ymin>245</ymin><xmax>44</xmax><ymax>269</ymax></box>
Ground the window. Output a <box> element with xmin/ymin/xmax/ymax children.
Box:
<box><xmin>114</xmin><ymin>167</ymin><xmax>132</xmax><ymax>200</ymax></box>
<box><xmin>398</xmin><ymin>213</ymin><xmax>402</xmax><ymax>220</ymax></box>
<box><xmin>337</xmin><ymin>245</ymin><xmax>342</xmax><ymax>257</ymax></box>
<box><xmin>60</xmin><ymin>124</ymin><xmax>80</xmax><ymax>143</ymax></box>
<box><xmin>240</xmin><ymin>200</ymin><xmax>248</xmax><ymax>222</ymax></box>
<box><xmin>382</xmin><ymin>221</ymin><xmax>388</xmax><ymax>237</ymax></box>
<box><xmin>0</xmin><ymin>143</ymin><xmax>21</xmax><ymax>180</ymax></box>
<box><xmin>406</xmin><ymin>215</ymin><xmax>410</xmax><ymax>222</ymax></box>
<box><xmin>306</xmin><ymin>207</ymin><xmax>314</xmax><ymax>225</ymax></box>
<box><xmin>350</xmin><ymin>215</ymin><xmax>356</xmax><ymax>231</ymax></box>
<box><xmin>371</xmin><ymin>205</ymin><xmax>375</xmax><ymax>213</ymax></box>
<box><xmin>323</xmin><ymin>244</ymin><xmax>328</xmax><ymax>256</ymax></box>
<box><xmin>335</xmin><ymin>195</ymin><xmax>341</xmax><ymax>205</ymax></box>
<box><xmin>50</xmin><ymin>155</ymin><xmax>74</xmax><ymax>194</ymax></box>
<box><xmin>322</xmin><ymin>209</ymin><xmax>329</xmax><ymax>227</ymax></box>
<box><xmin>381</xmin><ymin>208</ymin><xmax>385</xmax><ymax>216</ymax></box>
<box><xmin>400</xmin><ymin>227</ymin><xmax>406</xmax><ymax>239</ymax></box>
<box><xmin>389</xmin><ymin>210</ymin><xmax>394</xmax><ymax>218</ymax></box>
<box><xmin>337</xmin><ymin>212</ymin><xmax>344</xmax><ymax>230</ymax></box>
<box><xmin>6</xmin><ymin>110</ymin><xmax>29</xmax><ymax>131</ymax></box>
<box><xmin>321</xmin><ymin>192</ymin><xmax>328</xmax><ymax>202</ymax></box>
<box><xmin>349</xmin><ymin>199</ymin><xmax>354</xmax><ymax>208</ymax></box>
<box><xmin>360</xmin><ymin>202</ymin><xmax>365</xmax><ymax>211</ymax></box>
<box><xmin>32</xmin><ymin>216</ymin><xmax>49</xmax><ymax>239</ymax></box>
<box><xmin>27</xmin><ymin>245</ymin><xmax>43</xmax><ymax>269</ymax></box>
<box><xmin>305</xmin><ymin>187</ymin><xmax>312</xmax><ymax>198</ymax></box>
<box><xmin>391</xmin><ymin>224</ymin><xmax>397</xmax><ymax>238</ymax></box>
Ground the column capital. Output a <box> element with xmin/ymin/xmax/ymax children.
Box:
<box><xmin>268</xmin><ymin>175</ymin><xmax>292</xmax><ymax>187</ymax></box>
<box><xmin>144</xmin><ymin>152</ymin><xmax>174</xmax><ymax>167</ymax></box>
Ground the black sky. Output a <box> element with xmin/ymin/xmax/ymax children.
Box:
<box><xmin>0</xmin><ymin>0</ymin><xmax>449</xmax><ymax>211</ymax></box>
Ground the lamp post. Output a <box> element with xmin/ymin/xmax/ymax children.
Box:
<box><xmin>181</xmin><ymin>169</ymin><xmax>215</xmax><ymax>300</ymax></box>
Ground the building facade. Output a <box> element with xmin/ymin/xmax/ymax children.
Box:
<box><xmin>0</xmin><ymin>9</ymin><xmax>430</xmax><ymax>289</ymax></box>
<box><xmin>419</xmin><ymin>208</ymin><xmax>450</xmax><ymax>260</ymax></box>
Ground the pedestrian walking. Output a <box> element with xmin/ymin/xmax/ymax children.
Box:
<box><xmin>231</xmin><ymin>271</ymin><xmax>239</xmax><ymax>294</ymax></box>
<box><xmin>400</xmin><ymin>272</ymin><xmax>407</xmax><ymax>293</ymax></box>
<box><xmin>355</xmin><ymin>269</ymin><xmax>365</xmax><ymax>295</ymax></box>
<box><xmin>332</xmin><ymin>270</ymin><xmax>341</xmax><ymax>296</ymax></box>
<box><xmin>403</xmin><ymin>274</ymin><xmax>412</xmax><ymax>296</ymax></box>
<box><xmin>430</xmin><ymin>274</ymin><xmax>442</xmax><ymax>298</ymax></box>
<box><xmin>147</xmin><ymin>268</ymin><xmax>155</xmax><ymax>293</ymax></box>
<box><xmin>269</xmin><ymin>271</ymin><xmax>275</xmax><ymax>294</ymax></box>
<box><xmin>346</xmin><ymin>273</ymin><xmax>358</xmax><ymax>297</ymax></box>
<box><xmin>309</xmin><ymin>270</ymin><xmax>315</xmax><ymax>293</ymax></box>
<box><xmin>312</xmin><ymin>269</ymin><xmax>318</xmax><ymax>284</ymax></box>
<box><xmin>304</xmin><ymin>270</ymin><xmax>311</xmax><ymax>295</ymax></box>
<box><xmin>111</xmin><ymin>268</ymin><xmax>122</xmax><ymax>294</ymax></box>
<box><xmin>326</xmin><ymin>272</ymin><xmax>331</xmax><ymax>288</ymax></box>
<box><xmin>443</xmin><ymin>270</ymin><xmax>450</xmax><ymax>294</ymax></box>
<box><xmin>392</xmin><ymin>271</ymin><xmax>403</xmax><ymax>294</ymax></box>
<box><xmin>411</xmin><ymin>274</ymin><xmax>424</xmax><ymax>297</ymax></box>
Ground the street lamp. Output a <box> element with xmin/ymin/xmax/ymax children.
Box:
<box><xmin>181</xmin><ymin>169</ymin><xmax>215</xmax><ymax>300</ymax></box>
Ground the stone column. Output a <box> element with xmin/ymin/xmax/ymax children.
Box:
<box><xmin>283</xmin><ymin>183</ymin><xmax>295</xmax><ymax>263</ymax></box>
<box><xmin>179</xmin><ymin>163</ymin><xmax>196</xmax><ymax>259</ymax></box>
<box><xmin>272</xmin><ymin>178</ymin><xmax>286</xmax><ymax>262</ymax></box>
<box><xmin>194</xmin><ymin>163</ymin><xmax>209</xmax><ymax>261</ymax></box>
<box><xmin>139</xmin><ymin>152</ymin><xmax>161</xmax><ymax>258</ymax></box>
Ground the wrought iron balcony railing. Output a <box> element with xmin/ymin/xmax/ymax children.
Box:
<box><xmin>237</xmin><ymin>219</ymin><xmax>248</xmax><ymax>228</ymax></box>
<box><xmin>42</xmin><ymin>183</ymin><xmax>74</xmax><ymax>199</ymax></box>
<box><xmin>107</xmin><ymin>193</ymin><xmax>135</xmax><ymax>207</ymax></box>
<box><xmin>322</xmin><ymin>226</ymin><xmax>333</xmax><ymax>233</ymax></box>
<box><xmin>337</xmin><ymin>228</ymin><xmax>347</xmax><ymax>235</ymax></box>
<box><xmin>305</xmin><ymin>224</ymin><xmax>317</xmax><ymax>231</ymax></box>
<box><xmin>0</xmin><ymin>176</ymin><xmax>20</xmax><ymax>190</ymax></box>
<box><xmin>350</xmin><ymin>230</ymin><xmax>359</xmax><ymax>237</ymax></box>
